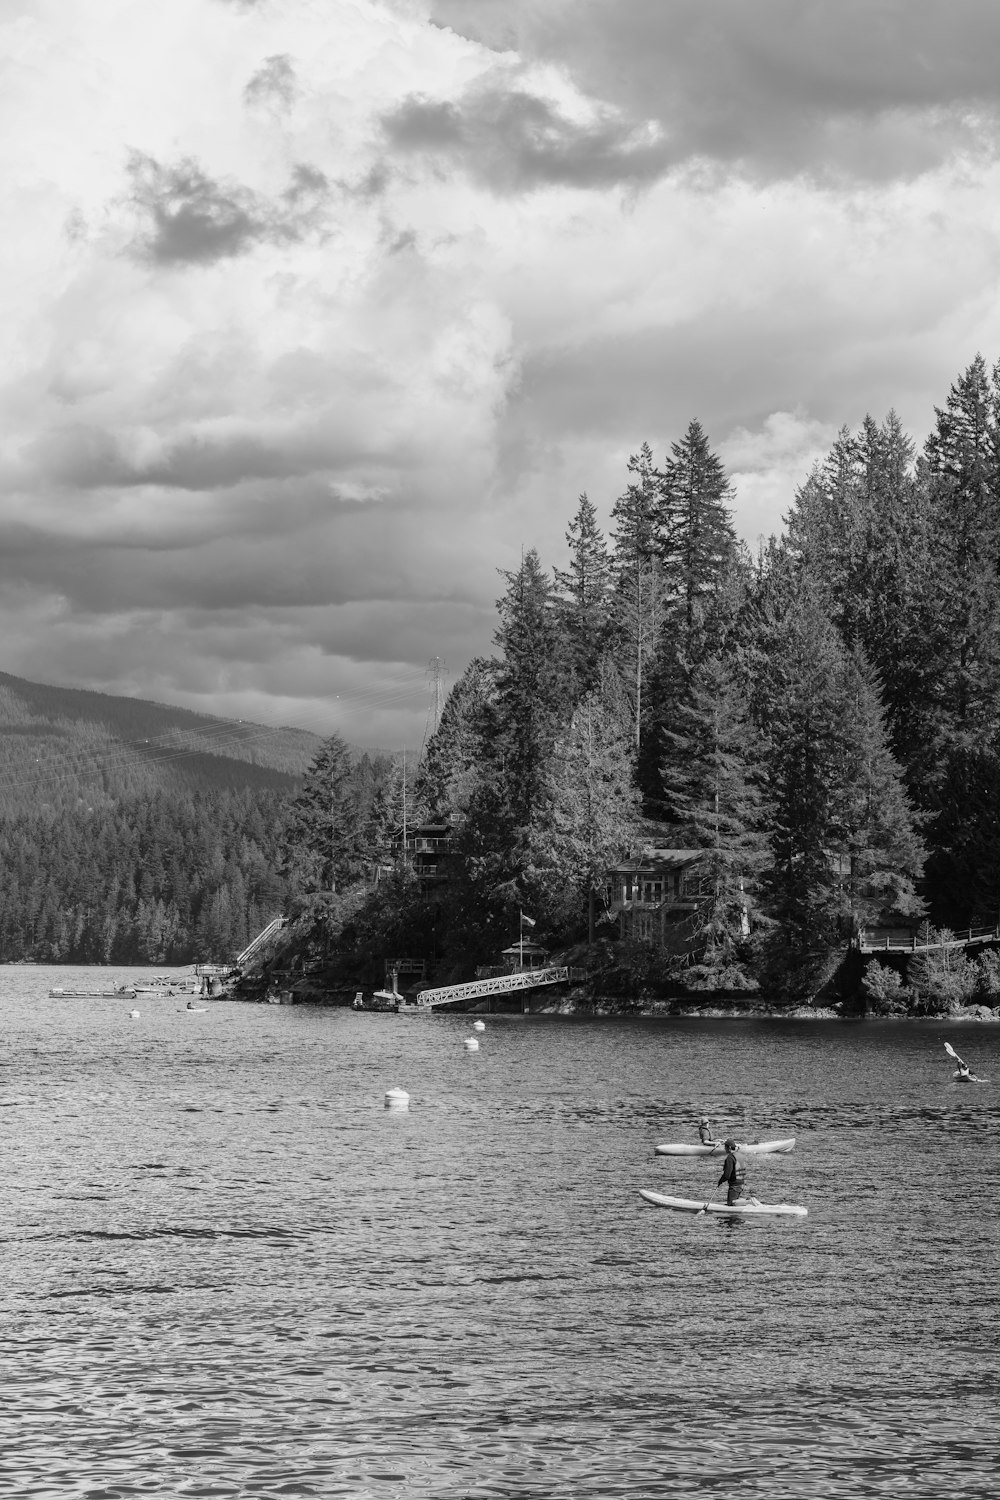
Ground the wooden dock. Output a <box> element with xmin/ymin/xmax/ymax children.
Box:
<box><xmin>859</xmin><ymin>925</ymin><xmax>1000</xmax><ymax>955</ymax></box>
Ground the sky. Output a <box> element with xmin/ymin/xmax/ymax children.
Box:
<box><xmin>5</xmin><ymin>0</ymin><xmax>1000</xmax><ymax>747</ymax></box>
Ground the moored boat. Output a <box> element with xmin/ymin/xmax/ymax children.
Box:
<box><xmin>654</xmin><ymin>1137</ymin><xmax>795</xmax><ymax>1157</ymax></box>
<box><xmin>640</xmin><ymin>1188</ymin><xmax>807</xmax><ymax>1217</ymax></box>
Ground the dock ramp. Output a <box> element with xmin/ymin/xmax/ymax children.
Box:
<box><xmin>411</xmin><ymin>967</ymin><xmax>571</xmax><ymax>1009</ymax></box>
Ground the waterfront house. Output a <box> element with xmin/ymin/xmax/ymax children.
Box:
<box><xmin>606</xmin><ymin>844</ymin><xmax>711</xmax><ymax>944</ymax></box>
<box><xmin>386</xmin><ymin>819</ymin><xmax>454</xmax><ymax>886</ymax></box>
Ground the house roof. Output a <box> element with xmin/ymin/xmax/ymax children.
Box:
<box><xmin>608</xmin><ymin>846</ymin><xmax>705</xmax><ymax>875</ymax></box>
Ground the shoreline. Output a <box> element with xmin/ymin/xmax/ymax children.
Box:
<box><xmin>518</xmin><ymin>996</ymin><xmax>1000</xmax><ymax>1022</ymax></box>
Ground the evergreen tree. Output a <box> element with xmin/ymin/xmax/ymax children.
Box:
<box><xmin>922</xmin><ymin>748</ymin><xmax>1000</xmax><ymax>929</ymax></box>
<box><xmin>917</xmin><ymin>355</ymin><xmax>1000</xmax><ymax>750</ymax></box>
<box><xmin>608</xmin><ymin>443</ymin><xmax>664</xmax><ymax>750</ymax></box>
<box><xmin>758</xmin><ymin>590</ymin><xmax>923</xmax><ymax>994</ymax></box>
<box><xmin>657</xmin><ymin>419</ymin><xmax>737</xmax><ymax>640</ymax></box>
<box><xmin>492</xmin><ymin>549</ymin><xmax>570</xmax><ymax>828</ymax></box>
<box><xmin>553</xmin><ymin>492</ymin><xmax>612</xmax><ymax>697</ymax></box>
<box><xmin>415</xmin><ymin>658</ymin><xmax>496</xmax><ymax>819</ymax></box>
<box><xmin>660</xmin><ymin>653</ymin><xmax>770</xmax><ymax>973</ymax></box>
<box><xmin>528</xmin><ymin>667</ymin><xmax>641</xmax><ymax>940</ymax></box>
<box><xmin>281</xmin><ymin>734</ymin><xmax>366</xmax><ymax>900</ymax></box>
<box><xmin>784</xmin><ymin>412</ymin><xmax>931</xmax><ymax>776</ymax></box>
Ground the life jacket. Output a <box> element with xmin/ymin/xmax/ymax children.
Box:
<box><xmin>724</xmin><ymin>1152</ymin><xmax>746</xmax><ymax>1186</ymax></box>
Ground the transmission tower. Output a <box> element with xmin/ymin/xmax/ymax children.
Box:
<box><xmin>426</xmin><ymin>656</ymin><xmax>447</xmax><ymax>737</ymax></box>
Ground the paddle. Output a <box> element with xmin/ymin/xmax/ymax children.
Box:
<box><xmin>696</xmin><ymin>1185</ymin><xmax>722</xmax><ymax>1217</ymax></box>
<box><xmin>944</xmin><ymin>1040</ymin><xmax>969</xmax><ymax>1072</ymax></box>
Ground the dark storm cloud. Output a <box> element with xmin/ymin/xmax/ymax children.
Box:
<box><xmin>127</xmin><ymin>152</ymin><xmax>330</xmax><ymax>265</ymax></box>
<box><xmin>430</xmin><ymin>0</ymin><xmax>1000</xmax><ymax>180</ymax></box>
<box><xmin>25</xmin><ymin>421</ymin><xmax>382</xmax><ymax>493</ymax></box>
<box><xmin>383</xmin><ymin>81</ymin><xmax>671</xmax><ymax>191</ymax></box>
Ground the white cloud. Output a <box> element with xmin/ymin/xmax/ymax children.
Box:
<box><xmin>4</xmin><ymin>0</ymin><xmax>1000</xmax><ymax>742</ymax></box>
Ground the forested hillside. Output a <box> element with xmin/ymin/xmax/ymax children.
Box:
<box><xmin>0</xmin><ymin>670</ymin><xmax>401</xmax><ymax>965</ymax></box>
<box><xmin>272</xmin><ymin>357</ymin><xmax>1000</xmax><ymax>1012</ymax></box>
<box><xmin>0</xmin><ymin>674</ymin><xmax>321</xmax><ymax>963</ymax></box>
<box><xmin>0</xmin><ymin>671</ymin><xmax>321</xmax><ymax>813</ymax></box>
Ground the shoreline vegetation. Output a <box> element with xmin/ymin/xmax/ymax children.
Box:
<box><xmin>244</xmin><ymin>358</ymin><xmax>1000</xmax><ymax>1018</ymax></box>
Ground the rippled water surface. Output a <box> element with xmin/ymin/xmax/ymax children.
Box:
<box><xmin>2</xmin><ymin>967</ymin><xmax>998</xmax><ymax>1498</ymax></box>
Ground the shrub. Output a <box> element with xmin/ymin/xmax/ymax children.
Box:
<box><xmin>861</xmin><ymin>960</ymin><xmax>910</xmax><ymax>1015</ymax></box>
<box><xmin>973</xmin><ymin>948</ymin><xmax>1000</xmax><ymax>999</ymax></box>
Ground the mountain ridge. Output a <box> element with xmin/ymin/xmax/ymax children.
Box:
<box><xmin>0</xmin><ymin>669</ymin><xmax>327</xmax><ymax>812</ymax></box>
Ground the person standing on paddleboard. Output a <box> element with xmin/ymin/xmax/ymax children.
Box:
<box><xmin>718</xmin><ymin>1139</ymin><xmax>747</xmax><ymax>1205</ymax></box>
<box><xmin>698</xmin><ymin>1116</ymin><xmax>717</xmax><ymax>1146</ymax></box>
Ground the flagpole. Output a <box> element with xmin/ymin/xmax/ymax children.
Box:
<box><xmin>519</xmin><ymin>908</ymin><xmax>523</xmax><ymax>970</ymax></box>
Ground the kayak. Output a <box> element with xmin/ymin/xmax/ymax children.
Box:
<box><xmin>640</xmin><ymin>1188</ymin><xmax>808</xmax><ymax>1218</ymax></box>
<box><xmin>954</xmin><ymin>1070</ymin><xmax>989</xmax><ymax>1083</ymax></box>
<box><xmin>655</xmin><ymin>1137</ymin><xmax>795</xmax><ymax>1157</ymax></box>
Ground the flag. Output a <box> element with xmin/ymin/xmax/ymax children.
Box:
<box><xmin>520</xmin><ymin>912</ymin><xmax>536</xmax><ymax>929</ymax></box>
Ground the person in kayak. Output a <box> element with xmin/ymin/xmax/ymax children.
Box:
<box><xmin>718</xmin><ymin>1138</ymin><xmax>748</xmax><ymax>1205</ymax></box>
<box><xmin>698</xmin><ymin>1116</ymin><xmax>717</xmax><ymax>1145</ymax></box>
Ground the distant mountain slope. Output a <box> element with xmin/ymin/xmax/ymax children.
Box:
<box><xmin>0</xmin><ymin>670</ymin><xmax>324</xmax><ymax>813</ymax></box>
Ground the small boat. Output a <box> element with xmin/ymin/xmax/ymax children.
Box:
<box><xmin>655</xmin><ymin>1137</ymin><xmax>795</xmax><ymax>1157</ymax></box>
<box><xmin>640</xmin><ymin>1188</ymin><xmax>808</xmax><ymax>1218</ymax></box>
<box><xmin>363</xmin><ymin>989</ymin><xmax>400</xmax><ymax>1011</ymax></box>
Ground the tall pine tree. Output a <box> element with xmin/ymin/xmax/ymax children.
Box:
<box><xmin>757</xmin><ymin>589</ymin><xmax>923</xmax><ymax>994</ymax></box>
<box><xmin>553</xmin><ymin>493</ymin><xmax>612</xmax><ymax>698</ymax></box>
<box><xmin>660</xmin><ymin>652</ymin><xmax>770</xmax><ymax>975</ymax></box>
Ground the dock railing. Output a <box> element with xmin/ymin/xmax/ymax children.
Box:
<box><xmin>859</xmin><ymin>924</ymin><xmax>1000</xmax><ymax>954</ymax></box>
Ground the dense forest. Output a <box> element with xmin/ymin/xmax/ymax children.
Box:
<box><xmin>0</xmin><ymin>674</ymin><xmax>325</xmax><ymax>963</ymax></box>
<box><xmin>272</xmin><ymin>355</ymin><xmax>1000</xmax><ymax>1013</ymax></box>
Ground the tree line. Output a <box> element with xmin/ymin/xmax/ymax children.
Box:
<box><xmin>0</xmin><ymin>788</ymin><xmax>292</xmax><ymax>965</ymax></box>
<box><xmin>278</xmin><ymin>355</ymin><xmax>1000</xmax><ymax>1010</ymax></box>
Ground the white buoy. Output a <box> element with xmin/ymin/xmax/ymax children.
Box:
<box><xmin>472</xmin><ymin>1020</ymin><xmax>486</xmax><ymax>1032</ymax></box>
<box><xmin>463</xmin><ymin>1037</ymin><xmax>480</xmax><ymax>1051</ymax></box>
<box><xmin>384</xmin><ymin>1087</ymin><xmax>410</xmax><ymax>1112</ymax></box>
<box><xmin>129</xmin><ymin>1009</ymin><xmax>140</xmax><ymax>1019</ymax></box>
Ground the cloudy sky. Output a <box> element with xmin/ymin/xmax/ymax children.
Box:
<box><xmin>5</xmin><ymin>0</ymin><xmax>1000</xmax><ymax>746</ymax></box>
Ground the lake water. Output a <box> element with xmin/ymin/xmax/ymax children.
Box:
<box><xmin>2</xmin><ymin>965</ymin><xmax>998</xmax><ymax>1498</ymax></box>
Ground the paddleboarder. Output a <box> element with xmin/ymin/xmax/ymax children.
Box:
<box><xmin>698</xmin><ymin>1116</ymin><xmax>717</xmax><ymax>1145</ymax></box>
<box><xmin>718</xmin><ymin>1138</ymin><xmax>748</xmax><ymax>1206</ymax></box>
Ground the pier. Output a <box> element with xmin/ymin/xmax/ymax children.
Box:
<box><xmin>408</xmin><ymin>966</ymin><xmax>575</xmax><ymax>1010</ymax></box>
<box><xmin>859</xmin><ymin>924</ymin><xmax>1000</xmax><ymax>954</ymax></box>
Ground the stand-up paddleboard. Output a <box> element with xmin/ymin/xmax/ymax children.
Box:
<box><xmin>640</xmin><ymin>1188</ymin><xmax>807</xmax><ymax>1218</ymax></box>
<box><xmin>655</xmin><ymin>1137</ymin><xmax>795</xmax><ymax>1157</ymax></box>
